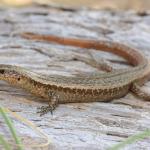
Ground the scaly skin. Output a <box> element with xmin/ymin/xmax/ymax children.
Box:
<box><xmin>0</xmin><ymin>32</ymin><xmax>150</xmax><ymax>115</ymax></box>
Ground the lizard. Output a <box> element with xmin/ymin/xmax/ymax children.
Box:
<box><xmin>0</xmin><ymin>32</ymin><xmax>150</xmax><ymax>115</ymax></box>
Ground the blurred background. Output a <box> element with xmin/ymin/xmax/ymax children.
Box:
<box><xmin>0</xmin><ymin>0</ymin><xmax>150</xmax><ymax>11</ymax></box>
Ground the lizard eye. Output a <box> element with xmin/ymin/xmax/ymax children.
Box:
<box><xmin>17</xmin><ymin>77</ymin><xmax>21</xmax><ymax>81</ymax></box>
<box><xmin>0</xmin><ymin>69</ymin><xmax>5</xmax><ymax>74</ymax></box>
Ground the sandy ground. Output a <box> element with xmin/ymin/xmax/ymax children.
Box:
<box><xmin>0</xmin><ymin>0</ymin><xmax>150</xmax><ymax>10</ymax></box>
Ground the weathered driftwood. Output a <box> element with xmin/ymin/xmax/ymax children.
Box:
<box><xmin>0</xmin><ymin>4</ymin><xmax>150</xmax><ymax>150</ymax></box>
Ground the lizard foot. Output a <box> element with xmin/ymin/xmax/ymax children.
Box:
<box><xmin>37</xmin><ymin>104</ymin><xmax>55</xmax><ymax>116</ymax></box>
<box><xmin>37</xmin><ymin>91</ymin><xmax>59</xmax><ymax>116</ymax></box>
<box><xmin>131</xmin><ymin>83</ymin><xmax>150</xmax><ymax>101</ymax></box>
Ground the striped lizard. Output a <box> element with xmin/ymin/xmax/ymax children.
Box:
<box><xmin>0</xmin><ymin>32</ymin><xmax>150</xmax><ymax>115</ymax></box>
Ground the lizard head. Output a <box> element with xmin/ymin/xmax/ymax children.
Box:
<box><xmin>0</xmin><ymin>65</ymin><xmax>35</xmax><ymax>92</ymax></box>
<box><xmin>0</xmin><ymin>68</ymin><xmax>21</xmax><ymax>84</ymax></box>
<box><xmin>0</xmin><ymin>64</ymin><xmax>25</xmax><ymax>87</ymax></box>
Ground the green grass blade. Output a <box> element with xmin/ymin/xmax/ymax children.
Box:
<box><xmin>108</xmin><ymin>129</ymin><xmax>150</xmax><ymax>150</ymax></box>
<box><xmin>0</xmin><ymin>107</ymin><xmax>23</xmax><ymax>150</ymax></box>
<box><xmin>0</xmin><ymin>134</ymin><xmax>11</xmax><ymax>150</ymax></box>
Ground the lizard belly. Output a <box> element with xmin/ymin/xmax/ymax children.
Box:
<box><xmin>57</xmin><ymin>84</ymin><xmax>130</xmax><ymax>103</ymax></box>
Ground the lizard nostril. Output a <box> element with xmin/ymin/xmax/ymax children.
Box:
<box><xmin>0</xmin><ymin>69</ymin><xmax>5</xmax><ymax>74</ymax></box>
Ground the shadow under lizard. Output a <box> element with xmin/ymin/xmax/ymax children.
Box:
<box><xmin>0</xmin><ymin>32</ymin><xmax>150</xmax><ymax>115</ymax></box>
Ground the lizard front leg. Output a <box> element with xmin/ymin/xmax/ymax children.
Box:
<box><xmin>37</xmin><ymin>91</ymin><xmax>59</xmax><ymax>116</ymax></box>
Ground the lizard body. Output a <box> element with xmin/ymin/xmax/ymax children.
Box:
<box><xmin>0</xmin><ymin>32</ymin><xmax>150</xmax><ymax>115</ymax></box>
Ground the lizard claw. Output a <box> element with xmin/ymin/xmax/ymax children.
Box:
<box><xmin>37</xmin><ymin>106</ymin><xmax>46</xmax><ymax>110</ymax></box>
<box><xmin>37</xmin><ymin>91</ymin><xmax>59</xmax><ymax>116</ymax></box>
<box><xmin>37</xmin><ymin>105</ymin><xmax>54</xmax><ymax>116</ymax></box>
